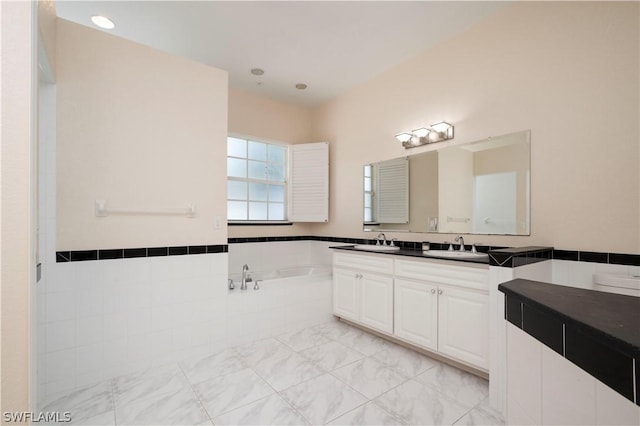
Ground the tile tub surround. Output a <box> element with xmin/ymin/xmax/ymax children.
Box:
<box><xmin>41</xmin><ymin>242</ymin><xmax>334</xmax><ymax>406</ymax></box>
<box><xmin>498</xmin><ymin>279</ymin><xmax>640</xmax><ymax>406</ymax></box>
<box><xmin>41</xmin><ymin>319</ymin><xmax>503</xmax><ymax>426</ymax></box>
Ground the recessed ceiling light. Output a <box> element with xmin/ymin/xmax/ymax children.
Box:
<box><xmin>91</xmin><ymin>15</ymin><xmax>115</xmax><ymax>30</ymax></box>
<box><xmin>295</xmin><ymin>83</ymin><xmax>308</xmax><ymax>90</ymax></box>
<box><xmin>251</xmin><ymin>68</ymin><xmax>264</xmax><ymax>76</ymax></box>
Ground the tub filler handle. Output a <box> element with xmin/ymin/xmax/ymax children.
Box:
<box><xmin>254</xmin><ymin>280</ymin><xmax>261</xmax><ymax>291</ymax></box>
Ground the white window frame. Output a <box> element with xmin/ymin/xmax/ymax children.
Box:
<box><xmin>227</xmin><ymin>135</ymin><xmax>290</xmax><ymax>224</ymax></box>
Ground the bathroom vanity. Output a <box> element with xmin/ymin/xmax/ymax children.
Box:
<box><xmin>332</xmin><ymin>246</ymin><xmax>490</xmax><ymax>372</ymax></box>
<box><xmin>499</xmin><ymin>279</ymin><xmax>640</xmax><ymax>425</ymax></box>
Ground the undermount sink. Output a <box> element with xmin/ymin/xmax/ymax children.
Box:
<box><xmin>353</xmin><ymin>244</ymin><xmax>400</xmax><ymax>252</ymax></box>
<box><xmin>423</xmin><ymin>250</ymin><xmax>489</xmax><ymax>260</ymax></box>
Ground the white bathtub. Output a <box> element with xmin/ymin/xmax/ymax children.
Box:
<box><xmin>226</xmin><ymin>265</ymin><xmax>333</xmax><ymax>345</ymax></box>
<box><xmin>229</xmin><ymin>264</ymin><xmax>331</xmax><ymax>286</ymax></box>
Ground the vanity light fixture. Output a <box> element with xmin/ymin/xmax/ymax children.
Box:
<box><xmin>91</xmin><ymin>15</ymin><xmax>115</xmax><ymax>30</ymax></box>
<box><xmin>395</xmin><ymin>121</ymin><xmax>454</xmax><ymax>149</ymax></box>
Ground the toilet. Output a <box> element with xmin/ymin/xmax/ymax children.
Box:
<box><xmin>592</xmin><ymin>273</ymin><xmax>640</xmax><ymax>297</ymax></box>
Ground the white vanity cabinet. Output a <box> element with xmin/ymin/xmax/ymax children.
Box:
<box><xmin>394</xmin><ymin>258</ymin><xmax>490</xmax><ymax>370</ymax></box>
<box><xmin>333</xmin><ymin>252</ymin><xmax>394</xmax><ymax>334</ymax></box>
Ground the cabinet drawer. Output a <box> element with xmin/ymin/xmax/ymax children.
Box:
<box><xmin>334</xmin><ymin>252</ymin><xmax>394</xmax><ymax>275</ymax></box>
<box><xmin>395</xmin><ymin>259</ymin><xmax>489</xmax><ymax>292</ymax></box>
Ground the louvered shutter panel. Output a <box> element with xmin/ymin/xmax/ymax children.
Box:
<box><xmin>376</xmin><ymin>157</ymin><xmax>409</xmax><ymax>223</ymax></box>
<box><xmin>289</xmin><ymin>142</ymin><xmax>329</xmax><ymax>222</ymax></box>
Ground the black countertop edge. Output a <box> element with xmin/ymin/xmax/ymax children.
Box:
<box><xmin>330</xmin><ymin>245</ymin><xmax>490</xmax><ymax>265</ymax></box>
<box><xmin>498</xmin><ymin>279</ymin><xmax>640</xmax><ymax>359</ymax></box>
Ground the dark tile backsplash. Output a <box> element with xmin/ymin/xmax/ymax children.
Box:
<box><xmin>56</xmin><ymin>235</ymin><xmax>638</xmax><ymax>265</ymax></box>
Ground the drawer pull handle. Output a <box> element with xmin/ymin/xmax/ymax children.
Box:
<box><xmin>431</xmin><ymin>289</ymin><xmax>436</xmax><ymax>294</ymax></box>
<box><xmin>438</xmin><ymin>289</ymin><xmax>443</xmax><ymax>295</ymax></box>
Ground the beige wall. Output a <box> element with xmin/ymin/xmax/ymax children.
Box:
<box><xmin>310</xmin><ymin>2</ymin><xmax>640</xmax><ymax>253</ymax></box>
<box><xmin>228</xmin><ymin>88</ymin><xmax>315</xmax><ymax>237</ymax></box>
<box><xmin>1</xmin><ymin>0</ymin><xmax>33</xmax><ymax>419</ymax></box>
<box><xmin>56</xmin><ymin>19</ymin><xmax>228</xmax><ymax>250</ymax></box>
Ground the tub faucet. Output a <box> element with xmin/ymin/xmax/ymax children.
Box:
<box><xmin>455</xmin><ymin>235</ymin><xmax>465</xmax><ymax>252</ymax></box>
<box><xmin>377</xmin><ymin>233</ymin><xmax>387</xmax><ymax>246</ymax></box>
<box><xmin>241</xmin><ymin>264</ymin><xmax>251</xmax><ymax>290</ymax></box>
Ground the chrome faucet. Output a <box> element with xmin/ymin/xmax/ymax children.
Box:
<box><xmin>241</xmin><ymin>264</ymin><xmax>251</xmax><ymax>290</ymax></box>
<box><xmin>455</xmin><ymin>235</ymin><xmax>465</xmax><ymax>252</ymax></box>
<box><xmin>377</xmin><ymin>233</ymin><xmax>387</xmax><ymax>246</ymax></box>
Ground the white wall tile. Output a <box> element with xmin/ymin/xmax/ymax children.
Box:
<box><xmin>75</xmin><ymin>342</ymin><xmax>104</xmax><ymax>375</ymax></box>
<box><xmin>126</xmin><ymin>308</ymin><xmax>152</xmax><ymax>336</ymax></box>
<box><xmin>76</xmin><ymin>286</ymin><xmax>104</xmax><ymax>319</ymax></box>
<box><xmin>595</xmin><ymin>379</ymin><xmax>639</xmax><ymax>425</ymax></box>
<box><xmin>541</xmin><ymin>345</ymin><xmax>596</xmax><ymax>425</ymax></box>
<box><xmin>506</xmin><ymin>324</ymin><xmax>542</xmax><ymax>424</ymax></box>
<box><xmin>46</xmin><ymin>291</ymin><xmax>77</xmax><ymax>323</ymax></box>
<box><xmin>127</xmin><ymin>333</ymin><xmax>152</xmax><ymax>362</ymax></box>
<box><xmin>46</xmin><ymin>320</ymin><xmax>75</xmax><ymax>353</ymax></box>
<box><xmin>151</xmin><ymin>305</ymin><xmax>174</xmax><ymax>332</ymax></box>
<box><xmin>75</xmin><ymin>316</ymin><xmax>103</xmax><ymax>347</ymax></box>
<box><xmin>102</xmin><ymin>338</ymin><xmax>128</xmax><ymax>369</ymax></box>
<box><xmin>46</xmin><ymin>263</ymin><xmax>75</xmax><ymax>294</ymax></box>
<box><xmin>45</xmin><ymin>349</ymin><xmax>75</xmax><ymax>383</ymax></box>
<box><xmin>103</xmin><ymin>313</ymin><xmax>127</xmax><ymax>341</ymax></box>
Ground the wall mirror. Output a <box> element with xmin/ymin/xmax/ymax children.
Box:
<box><xmin>363</xmin><ymin>130</ymin><xmax>530</xmax><ymax>235</ymax></box>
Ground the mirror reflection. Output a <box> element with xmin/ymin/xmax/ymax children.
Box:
<box><xmin>364</xmin><ymin>130</ymin><xmax>530</xmax><ymax>235</ymax></box>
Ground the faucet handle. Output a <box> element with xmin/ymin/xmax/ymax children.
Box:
<box><xmin>443</xmin><ymin>241</ymin><xmax>454</xmax><ymax>251</ymax></box>
<box><xmin>390</xmin><ymin>238</ymin><xmax>398</xmax><ymax>247</ymax></box>
<box><xmin>254</xmin><ymin>280</ymin><xmax>261</xmax><ymax>291</ymax></box>
<box><xmin>471</xmin><ymin>243</ymin><xmax>483</xmax><ymax>254</ymax></box>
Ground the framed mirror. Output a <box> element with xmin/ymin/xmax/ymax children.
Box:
<box><xmin>363</xmin><ymin>130</ymin><xmax>530</xmax><ymax>235</ymax></box>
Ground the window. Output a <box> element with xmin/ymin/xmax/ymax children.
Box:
<box><xmin>227</xmin><ymin>136</ymin><xmax>287</xmax><ymax>221</ymax></box>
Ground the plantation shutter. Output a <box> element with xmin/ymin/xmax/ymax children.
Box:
<box><xmin>376</xmin><ymin>157</ymin><xmax>409</xmax><ymax>223</ymax></box>
<box><xmin>289</xmin><ymin>142</ymin><xmax>329</xmax><ymax>222</ymax></box>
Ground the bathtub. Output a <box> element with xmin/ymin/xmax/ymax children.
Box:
<box><xmin>226</xmin><ymin>265</ymin><xmax>333</xmax><ymax>345</ymax></box>
<box><xmin>229</xmin><ymin>264</ymin><xmax>331</xmax><ymax>286</ymax></box>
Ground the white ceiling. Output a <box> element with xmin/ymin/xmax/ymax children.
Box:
<box><xmin>55</xmin><ymin>1</ymin><xmax>508</xmax><ymax>107</ymax></box>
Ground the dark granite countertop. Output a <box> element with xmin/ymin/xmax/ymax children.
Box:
<box><xmin>330</xmin><ymin>245</ymin><xmax>490</xmax><ymax>265</ymax></box>
<box><xmin>499</xmin><ymin>279</ymin><xmax>640</xmax><ymax>358</ymax></box>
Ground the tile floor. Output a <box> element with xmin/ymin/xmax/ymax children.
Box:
<box><xmin>41</xmin><ymin>319</ymin><xmax>504</xmax><ymax>425</ymax></box>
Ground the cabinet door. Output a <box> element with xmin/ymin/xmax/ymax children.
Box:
<box><xmin>333</xmin><ymin>267</ymin><xmax>360</xmax><ymax>321</ymax></box>
<box><xmin>394</xmin><ymin>278</ymin><xmax>438</xmax><ymax>351</ymax></box>
<box><xmin>438</xmin><ymin>285</ymin><xmax>489</xmax><ymax>369</ymax></box>
<box><xmin>359</xmin><ymin>273</ymin><xmax>394</xmax><ymax>334</ymax></box>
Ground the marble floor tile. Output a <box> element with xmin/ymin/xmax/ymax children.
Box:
<box><xmin>337</xmin><ymin>328</ymin><xmax>390</xmax><ymax>356</ymax></box>
<box><xmin>276</xmin><ymin>326</ymin><xmax>333</xmax><ymax>351</ymax></box>
<box><xmin>310</xmin><ymin>320</ymin><xmax>354</xmax><ymax>340</ymax></box>
<box><xmin>300</xmin><ymin>341</ymin><xmax>365</xmax><ymax>372</ymax></box>
<box><xmin>232</xmin><ymin>337</ymin><xmax>293</xmax><ymax>367</ymax></box>
<box><xmin>115</xmin><ymin>386</ymin><xmax>208</xmax><ymax>425</ymax></box>
<box><xmin>41</xmin><ymin>381</ymin><xmax>114</xmax><ymax>424</ymax></box>
<box><xmin>415</xmin><ymin>364</ymin><xmax>489</xmax><ymax>408</ymax></box>
<box><xmin>179</xmin><ymin>348</ymin><xmax>245</xmax><ymax>384</ymax></box>
<box><xmin>332</xmin><ymin>357</ymin><xmax>407</xmax><ymax>400</ymax></box>
<box><xmin>253</xmin><ymin>351</ymin><xmax>324</xmax><ymax>391</ymax></box>
<box><xmin>453</xmin><ymin>406</ymin><xmax>504</xmax><ymax>426</ymax></box>
<box><xmin>68</xmin><ymin>410</ymin><xmax>115</xmax><ymax>425</ymax></box>
<box><xmin>193</xmin><ymin>368</ymin><xmax>274</xmax><ymax>417</ymax></box>
<box><xmin>327</xmin><ymin>401</ymin><xmax>406</xmax><ymax>426</ymax></box>
<box><xmin>281</xmin><ymin>373</ymin><xmax>368</xmax><ymax>425</ymax></box>
<box><xmin>113</xmin><ymin>364</ymin><xmax>190</xmax><ymax>407</ymax></box>
<box><xmin>373</xmin><ymin>344</ymin><xmax>440</xmax><ymax>378</ymax></box>
<box><xmin>212</xmin><ymin>394</ymin><xmax>308</xmax><ymax>425</ymax></box>
<box><xmin>375</xmin><ymin>379</ymin><xmax>471</xmax><ymax>426</ymax></box>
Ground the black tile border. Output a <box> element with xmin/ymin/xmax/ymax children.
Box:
<box><xmin>57</xmin><ymin>244</ymin><xmax>228</xmax><ymax>262</ymax></box>
<box><xmin>499</xmin><ymin>279</ymin><xmax>640</xmax><ymax>407</ymax></box>
<box><xmin>55</xmin><ymin>236</ymin><xmax>639</xmax><ymax>266</ymax></box>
